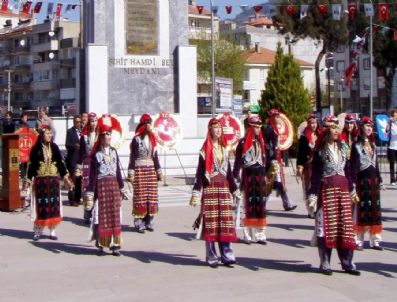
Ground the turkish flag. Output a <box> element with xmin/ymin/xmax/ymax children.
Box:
<box><xmin>1</xmin><ymin>0</ymin><xmax>8</xmax><ymax>12</ymax></box>
<box><xmin>348</xmin><ymin>3</ymin><xmax>357</xmax><ymax>20</ymax></box>
<box><xmin>196</xmin><ymin>5</ymin><xmax>204</xmax><ymax>14</ymax></box>
<box><xmin>21</xmin><ymin>1</ymin><xmax>32</xmax><ymax>14</ymax></box>
<box><xmin>33</xmin><ymin>2</ymin><xmax>43</xmax><ymax>14</ymax></box>
<box><xmin>317</xmin><ymin>4</ymin><xmax>328</xmax><ymax>15</ymax></box>
<box><xmin>254</xmin><ymin>5</ymin><xmax>262</xmax><ymax>14</ymax></box>
<box><xmin>285</xmin><ymin>5</ymin><xmax>296</xmax><ymax>16</ymax></box>
<box><xmin>55</xmin><ymin>3</ymin><xmax>63</xmax><ymax>17</ymax></box>
<box><xmin>344</xmin><ymin>62</ymin><xmax>357</xmax><ymax>86</ymax></box>
<box><xmin>225</xmin><ymin>5</ymin><xmax>232</xmax><ymax>14</ymax></box>
<box><xmin>378</xmin><ymin>3</ymin><xmax>389</xmax><ymax>21</ymax></box>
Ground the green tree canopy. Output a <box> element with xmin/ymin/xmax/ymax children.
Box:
<box><xmin>260</xmin><ymin>43</ymin><xmax>312</xmax><ymax>136</ymax></box>
<box><xmin>191</xmin><ymin>39</ymin><xmax>245</xmax><ymax>94</ymax></box>
<box><xmin>274</xmin><ymin>1</ymin><xmax>349</xmax><ymax>112</ymax></box>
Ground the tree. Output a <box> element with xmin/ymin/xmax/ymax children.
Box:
<box><xmin>274</xmin><ymin>1</ymin><xmax>349</xmax><ymax>113</ymax></box>
<box><xmin>191</xmin><ymin>39</ymin><xmax>246</xmax><ymax>94</ymax></box>
<box><xmin>260</xmin><ymin>43</ymin><xmax>312</xmax><ymax>136</ymax></box>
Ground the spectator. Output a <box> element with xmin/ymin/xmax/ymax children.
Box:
<box><xmin>2</xmin><ymin>111</ymin><xmax>16</xmax><ymax>134</ymax></box>
<box><xmin>81</xmin><ymin>112</ymin><xmax>89</xmax><ymax>128</ymax></box>
<box><xmin>65</xmin><ymin>115</ymin><xmax>82</xmax><ymax>206</ymax></box>
<box><xmin>36</xmin><ymin>107</ymin><xmax>54</xmax><ymax>132</ymax></box>
<box><xmin>18</xmin><ymin>112</ymin><xmax>30</xmax><ymax>129</ymax></box>
<box><xmin>386</xmin><ymin>109</ymin><xmax>397</xmax><ymax>185</ymax></box>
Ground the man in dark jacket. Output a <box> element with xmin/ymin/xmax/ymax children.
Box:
<box><xmin>65</xmin><ymin>115</ymin><xmax>82</xmax><ymax>206</ymax></box>
<box><xmin>2</xmin><ymin>111</ymin><xmax>16</xmax><ymax>133</ymax></box>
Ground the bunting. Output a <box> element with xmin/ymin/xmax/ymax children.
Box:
<box><xmin>378</xmin><ymin>3</ymin><xmax>389</xmax><ymax>21</ymax></box>
<box><xmin>55</xmin><ymin>3</ymin><xmax>62</xmax><ymax>17</ymax></box>
<box><xmin>21</xmin><ymin>1</ymin><xmax>32</xmax><ymax>14</ymax></box>
<box><xmin>33</xmin><ymin>2</ymin><xmax>42</xmax><ymax>14</ymax></box>
<box><xmin>225</xmin><ymin>5</ymin><xmax>232</xmax><ymax>15</ymax></box>
<box><xmin>1</xmin><ymin>0</ymin><xmax>8</xmax><ymax>12</ymax></box>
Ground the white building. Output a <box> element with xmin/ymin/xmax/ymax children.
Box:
<box><xmin>242</xmin><ymin>45</ymin><xmax>315</xmax><ymax>105</ymax></box>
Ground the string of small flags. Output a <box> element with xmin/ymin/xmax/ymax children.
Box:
<box><xmin>194</xmin><ymin>2</ymin><xmax>396</xmax><ymax>21</ymax></box>
<box><xmin>1</xmin><ymin>0</ymin><xmax>80</xmax><ymax>18</ymax></box>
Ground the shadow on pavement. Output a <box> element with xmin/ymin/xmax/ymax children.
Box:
<box><xmin>62</xmin><ymin>216</ymin><xmax>89</xmax><ymax>227</ymax></box>
<box><xmin>0</xmin><ymin>228</ymin><xmax>33</xmax><ymax>240</ymax></box>
<box><xmin>123</xmin><ymin>250</ymin><xmax>205</xmax><ymax>266</ymax></box>
<box><xmin>270</xmin><ymin>223</ymin><xmax>314</xmax><ymax>231</ymax></box>
<box><xmin>267</xmin><ymin>211</ymin><xmax>309</xmax><ymax>219</ymax></box>
<box><xmin>382</xmin><ymin>216</ymin><xmax>397</xmax><ymax>222</ymax></box>
<box><xmin>355</xmin><ymin>262</ymin><xmax>397</xmax><ymax>278</ymax></box>
<box><xmin>382</xmin><ymin>208</ymin><xmax>397</xmax><ymax>213</ymax></box>
<box><xmin>166</xmin><ymin>232</ymin><xmax>196</xmax><ymax>241</ymax></box>
<box><xmin>30</xmin><ymin>241</ymin><xmax>96</xmax><ymax>255</ymax></box>
<box><xmin>236</xmin><ymin>257</ymin><xmax>316</xmax><ymax>273</ymax></box>
<box><xmin>267</xmin><ymin>238</ymin><xmax>311</xmax><ymax>249</ymax></box>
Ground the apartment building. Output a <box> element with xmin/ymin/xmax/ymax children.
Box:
<box><xmin>0</xmin><ymin>17</ymin><xmax>82</xmax><ymax>115</ymax></box>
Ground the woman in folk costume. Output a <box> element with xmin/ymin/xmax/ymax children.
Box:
<box><xmin>76</xmin><ymin>112</ymin><xmax>98</xmax><ymax>224</ymax></box>
<box><xmin>350</xmin><ymin>116</ymin><xmax>384</xmax><ymax>251</ymax></box>
<box><xmin>233</xmin><ymin>116</ymin><xmax>267</xmax><ymax>244</ymax></box>
<box><xmin>297</xmin><ymin>114</ymin><xmax>321</xmax><ymax>218</ymax></box>
<box><xmin>308</xmin><ymin>115</ymin><xmax>360</xmax><ymax>276</ymax></box>
<box><xmin>190</xmin><ymin>118</ymin><xmax>240</xmax><ymax>267</ymax></box>
<box><xmin>339</xmin><ymin>113</ymin><xmax>358</xmax><ymax>159</ymax></box>
<box><xmin>23</xmin><ymin>126</ymin><xmax>74</xmax><ymax>241</ymax></box>
<box><xmin>128</xmin><ymin>114</ymin><xmax>162</xmax><ymax>233</ymax></box>
<box><xmin>85</xmin><ymin>124</ymin><xmax>127</xmax><ymax>256</ymax></box>
<box><xmin>263</xmin><ymin>109</ymin><xmax>297</xmax><ymax>211</ymax></box>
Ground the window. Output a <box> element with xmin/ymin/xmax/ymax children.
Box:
<box><xmin>336</xmin><ymin>61</ymin><xmax>345</xmax><ymax>73</ymax></box>
<box><xmin>363</xmin><ymin>58</ymin><xmax>370</xmax><ymax>70</ymax></box>
<box><xmin>259</xmin><ymin>69</ymin><xmax>265</xmax><ymax>80</ymax></box>
<box><xmin>336</xmin><ymin>45</ymin><xmax>345</xmax><ymax>53</ymax></box>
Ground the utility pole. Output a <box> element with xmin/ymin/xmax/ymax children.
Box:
<box><xmin>5</xmin><ymin>70</ymin><xmax>13</xmax><ymax>111</ymax></box>
<box><xmin>210</xmin><ymin>0</ymin><xmax>216</xmax><ymax>117</ymax></box>
<box><xmin>369</xmin><ymin>0</ymin><xmax>374</xmax><ymax>119</ymax></box>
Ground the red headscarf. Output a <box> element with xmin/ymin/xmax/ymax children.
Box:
<box><xmin>357</xmin><ymin>116</ymin><xmax>375</xmax><ymax>143</ymax></box>
<box><xmin>304</xmin><ymin>114</ymin><xmax>321</xmax><ymax>146</ymax></box>
<box><xmin>81</xmin><ymin>112</ymin><xmax>98</xmax><ymax>136</ymax></box>
<box><xmin>134</xmin><ymin>113</ymin><xmax>157</xmax><ymax>149</ymax></box>
<box><xmin>314</xmin><ymin>115</ymin><xmax>339</xmax><ymax>150</ymax></box>
<box><xmin>201</xmin><ymin>118</ymin><xmax>227</xmax><ymax>179</ymax></box>
<box><xmin>339</xmin><ymin>113</ymin><xmax>358</xmax><ymax>144</ymax></box>
<box><xmin>242</xmin><ymin>116</ymin><xmax>265</xmax><ymax>155</ymax></box>
<box><xmin>268</xmin><ymin>108</ymin><xmax>281</xmax><ymax>135</ymax></box>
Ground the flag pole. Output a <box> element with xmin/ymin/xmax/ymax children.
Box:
<box><xmin>369</xmin><ymin>1</ymin><xmax>373</xmax><ymax>119</ymax></box>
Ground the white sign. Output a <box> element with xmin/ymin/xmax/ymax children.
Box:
<box><xmin>243</xmin><ymin>81</ymin><xmax>257</xmax><ymax>90</ymax></box>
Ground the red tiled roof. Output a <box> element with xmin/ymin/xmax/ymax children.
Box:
<box><xmin>242</xmin><ymin>47</ymin><xmax>314</xmax><ymax>67</ymax></box>
<box><xmin>188</xmin><ymin>5</ymin><xmax>211</xmax><ymax>16</ymax></box>
<box><xmin>0</xmin><ymin>10</ymin><xmax>31</xmax><ymax>18</ymax></box>
<box><xmin>246</xmin><ymin>17</ymin><xmax>273</xmax><ymax>27</ymax></box>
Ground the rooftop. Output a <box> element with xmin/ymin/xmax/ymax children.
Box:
<box><xmin>242</xmin><ymin>47</ymin><xmax>314</xmax><ymax>67</ymax></box>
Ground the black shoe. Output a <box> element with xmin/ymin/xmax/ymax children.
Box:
<box><xmin>372</xmin><ymin>245</ymin><xmax>384</xmax><ymax>251</ymax></box>
<box><xmin>146</xmin><ymin>226</ymin><xmax>154</xmax><ymax>232</ymax></box>
<box><xmin>84</xmin><ymin>219</ymin><xmax>90</xmax><ymax>225</ymax></box>
<box><xmin>112</xmin><ymin>250</ymin><xmax>121</xmax><ymax>257</ymax></box>
<box><xmin>222</xmin><ymin>260</ymin><xmax>236</xmax><ymax>267</ymax></box>
<box><xmin>257</xmin><ymin>240</ymin><xmax>267</xmax><ymax>245</ymax></box>
<box><xmin>137</xmin><ymin>228</ymin><xmax>145</xmax><ymax>234</ymax></box>
<box><xmin>97</xmin><ymin>248</ymin><xmax>105</xmax><ymax>256</ymax></box>
<box><xmin>320</xmin><ymin>268</ymin><xmax>333</xmax><ymax>276</ymax></box>
<box><xmin>344</xmin><ymin>269</ymin><xmax>361</xmax><ymax>276</ymax></box>
<box><xmin>284</xmin><ymin>205</ymin><xmax>297</xmax><ymax>212</ymax></box>
<box><xmin>49</xmin><ymin>235</ymin><xmax>58</xmax><ymax>241</ymax></box>
<box><xmin>307</xmin><ymin>213</ymin><xmax>315</xmax><ymax>219</ymax></box>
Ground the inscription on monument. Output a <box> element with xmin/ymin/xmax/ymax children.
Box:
<box><xmin>125</xmin><ymin>0</ymin><xmax>158</xmax><ymax>55</ymax></box>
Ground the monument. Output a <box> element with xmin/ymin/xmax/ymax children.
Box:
<box><xmin>83</xmin><ymin>0</ymin><xmax>197</xmax><ymax>137</ymax></box>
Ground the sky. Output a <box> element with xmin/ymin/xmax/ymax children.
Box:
<box><xmin>195</xmin><ymin>0</ymin><xmax>267</xmax><ymax>20</ymax></box>
<box><xmin>13</xmin><ymin>0</ymin><xmax>267</xmax><ymax>24</ymax></box>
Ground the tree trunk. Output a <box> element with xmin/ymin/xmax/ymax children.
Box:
<box><xmin>315</xmin><ymin>44</ymin><xmax>327</xmax><ymax>115</ymax></box>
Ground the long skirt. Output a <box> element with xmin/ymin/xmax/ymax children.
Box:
<box><xmin>97</xmin><ymin>176</ymin><xmax>122</xmax><ymax>248</ymax></box>
<box><xmin>201</xmin><ymin>174</ymin><xmax>237</xmax><ymax>243</ymax></box>
<box><xmin>33</xmin><ymin>176</ymin><xmax>62</xmax><ymax>228</ymax></box>
<box><xmin>132</xmin><ymin>165</ymin><xmax>158</xmax><ymax>219</ymax></box>
<box><xmin>81</xmin><ymin>156</ymin><xmax>91</xmax><ymax>193</ymax></box>
<box><xmin>317</xmin><ymin>175</ymin><xmax>356</xmax><ymax>250</ymax></box>
<box><xmin>243</xmin><ymin>165</ymin><xmax>267</xmax><ymax>227</ymax></box>
<box><xmin>355</xmin><ymin>166</ymin><xmax>382</xmax><ymax>235</ymax></box>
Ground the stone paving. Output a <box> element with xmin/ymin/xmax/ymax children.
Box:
<box><xmin>0</xmin><ymin>165</ymin><xmax>396</xmax><ymax>302</ymax></box>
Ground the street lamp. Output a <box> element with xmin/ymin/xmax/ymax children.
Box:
<box><xmin>338</xmin><ymin>78</ymin><xmax>344</xmax><ymax>113</ymax></box>
<box><xmin>4</xmin><ymin>69</ymin><xmax>14</xmax><ymax>111</ymax></box>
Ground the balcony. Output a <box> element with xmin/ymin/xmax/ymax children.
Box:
<box><xmin>60</xmin><ymin>58</ymin><xmax>76</xmax><ymax>67</ymax></box>
<box><xmin>14</xmin><ymin>63</ymin><xmax>32</xmax><ymax>71</ymax></box>
<box><xmin>31</xmin><ymin>61</ymin><xmax>60</xmax><ymax>72</ymax></box>
<box><xmin>60</xmin><ymin>78</ymin><xmax>76</xmax><ymax>89</ymax></box>
<box><xmin>10</xmin><ymin>45</ymin><xmax>31</xmax><ymax>55</ymax></box>
<box><xmin>31</xmin><ymin>79</ymin><xmax>59</xmax><ymax>91</ymax></box>
<box><xmin>12</xmin><ymin>82</ymin><xmax>32</xmax><ymax>90</ymax></box>
<box><xmin>31</xmin><ymin>40</ymin><xmax>59</xmax><ymax>53</ymax></box>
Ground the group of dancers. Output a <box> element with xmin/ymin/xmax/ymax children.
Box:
<box><xmin>22</xmin><ymin>109</ymin><xmax>384</xmax><ymax>275</ymax></box>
